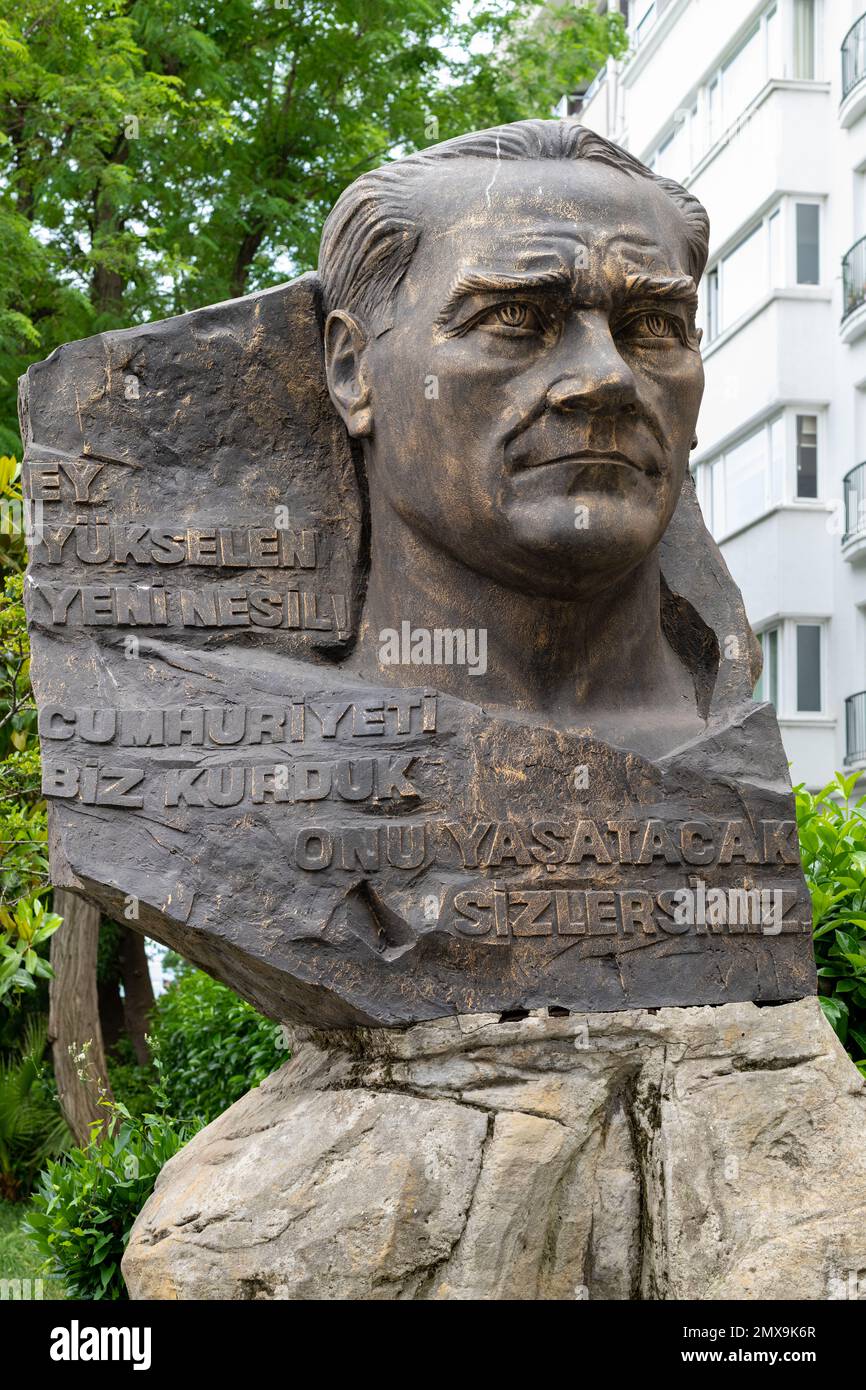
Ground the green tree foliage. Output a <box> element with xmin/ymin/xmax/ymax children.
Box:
<box><xmin>0</xmin><ymin>2</ymin><xmax>192</xmax><ymax>451</ymax></box>
<box><xmin>797</xmin><ymin>772</ymin><xmax>866</xmax><ymax>1074</ymax></box>
<box><xmin>0</xmin><ymin>461</ymin><xmax>47</xmax><ymax>910</ymax></box>
<box><xmin>152</xmin><ymin>964</ymin><xmax>284</xmax><ymax>1125</ymax></box>
<box><xmin>0</xmin><ymin>896</ymin><xmax>61</xmax><ymax>1002</ymax></box>
<box><xmin>0</xmin><ymin>0</ymin><xmax>626</xmax><ymax>449</ymax></box>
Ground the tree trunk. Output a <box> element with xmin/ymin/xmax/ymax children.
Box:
<box><xmin>97</xmin><ymin>972</ymin><xmax>126</xmax><ymax>1056</ymax></box>
<box><xmin>92</xmin><ymin>254</ymin><xmax>125</xmax><ymax>319</ymax></box>
<box><xmin>119</xmin><ymin>926</ymin><xmax>155</xmax><ymax>1065</ymax></box>
<box><xmin>90</xmin><ymin>135</ymin><xmax>128</xmax><ymax>318</ymax></box>
<box><xmin>49</xmin><ymin>890</ymin><xmax>114</xmax><ymax>1144</ymax></box>
<box><xmin>230</xmin><ymin>220</ymin><xmax>266</xmax><ymax>298</ymax></box>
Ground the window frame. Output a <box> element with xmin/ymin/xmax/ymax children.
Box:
<box><xmin>701</xmin><ymin>209</ymin><xmax>776</xmax><ymax>343</ymax></box>
<box><xmin>794</xmin><ymin>412</ymin><xmax>819</xmax><ymax>500</ymax></box>
<box><xmin>792</xmin><ymin>0</ymin><xmax>817</xmax><ymax>81</ymax></box>
<box><xmin>754</xmin><ymin>625</ymin><xmax>781</xmax><ymax>707</ymax></box>
<box><xmin>794</xmin><ymin>199</ymin><xmax>822</xmax><ymax>286</ymax></box>
<box><xmin>704</xmin><ymin>6</ymin><xmax>779</xmax><ymax>148</ymax></box>
<box><xmin>644</xmin><ymin>3</ymin><xmax>819</xmax><ymax>186</ymax></box>
<box><xmin>632</xmin><ymin>0</ymin><xmax>657</xmax><ymax>46</ymax></box>
<box><xmin>795</xmin><ymin>621</ymin><xmax>824</xmax><ymax>713</ymax></box>
<box><xmin>753</xmin><ymin>618</ymin><xmax>828</xmax><ymax>718</ymax></box>
<box><xmin>694</xmin><ymin>407</ymin><xmax>825</xmax><ymax>541</ymax></box>
<box><xmin>700</xmin><ymin>198</ymin><xmax>823</xmax><ymax>345</ymax></box>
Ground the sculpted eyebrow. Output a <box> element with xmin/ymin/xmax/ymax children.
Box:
<box><xmin>436</xmin><ymin>266</ymin><xmax>573</xmax><ymax>324</ymax></box>
<box><xmin>622</xmin><ymin>270</ymin><xmax>698</xmax><ymax>307</ymax></box>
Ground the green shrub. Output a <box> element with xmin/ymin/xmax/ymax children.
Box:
<box><xmin>24</xmin><ymin>1096</ymin><xmax>189</xmax><ymax>1300</ymax></box>
<box><xmin>153</xmin><ymin>967</ymin><xmax>282</xmax><ymax>1125</ymax></box>
<box><xmin>0</xmin><ymin>896</ymin><xmax>61</xmax><ymax>1003</ymax></box>
<box><xmin>0</xmin><ymin>1017</ymin><xmax>69</xmax><ymax>1200</ymax></box>
<box><xmin>0</xmin><ymin>1198</ymin><xmax>66</xmax><ymax>1298</ymax></box>
<box><xmin>106</xmin><ymin>1038</ymin><xmax>157</xmax><ymax>1122</ymax></box>
<box><xmin>796</xmin><ymin>771</ymin><xmax>866</xmax><ymax>1075</ymax></box>
<box><xmin>23</xmin><ymin>972</ymin><xmax>283</xmax><ymax>1297</ymax></box>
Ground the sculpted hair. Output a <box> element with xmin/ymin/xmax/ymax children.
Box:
<box><xmin>318</xmin><ymin>119</ymin><xmax>710</xmax><ymax>330</ymax></box>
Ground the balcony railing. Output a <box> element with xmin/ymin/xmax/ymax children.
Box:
<box><xmin>844</xmin><ymin>461</ymin><xmax>866</xmax><ymax>542</ymax></box>
<box><xmin>842</xmin><ymin>13</ymin><xmax>866</xmax><ymax>102</ymax></box>
<box><xmin>845</xmin><ymin>691</ymin><xmax>866</xmax><ymax>765</ymax></box>
<box><xmin>842</xmin><ymin>234</ymin><xmax>866</xmax><ymax>321</ymax></box>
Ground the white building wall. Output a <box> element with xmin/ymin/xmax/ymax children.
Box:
<box><xmin>581</xmin><ymin>0</ymin><xmax>866</xmax><ymax>788</ymax></box>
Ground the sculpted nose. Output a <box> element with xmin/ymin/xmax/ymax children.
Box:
<box><xmin>547</xmin><ymin>365</ymin><xmax>638</xmax><ymax>413</ymax></box>
<box><xmin>546</xmin><ymin>324</ymin><xmax>638</xmax><ymax>414</ymax></box>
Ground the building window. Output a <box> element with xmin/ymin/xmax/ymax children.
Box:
<box><xmin>753</xmin><ymin>620</ymin><xmax>826</xmax><ymax>716</ymax></box>
<box><xmin>701</xmin><ymin>200</ymin><xmax>821</xmax><ymax>343</ymax></box>
<box><xmin>705</xmin><ymin>266</ymin><xmax>720</xmax><ymax>341</ymax></box>
<box><xmin>633</xmin><ymin>0</ymin><xmax>656</xmax><ymax>45</ymax></box>
<box><xmin>766</xmin><ymin>4</ymin><xmax>781</xmax><ymax>77</ymax></box>
<box><xmin>695</xmin><ymin>410</ymin><xmax>823</xmax><ymax>539</ymax></box>
<box><xmin>656</xmin><ymin>6</ymin><xmax>780</xmax><ymax>179</ymax></box>
<box><xmin>724</xmin><ymin>426</ymin><xmax>768</xmax><ymax>533</ymax></box>
<box><xmin>796</xmin><ymin>623</ymin><xmax>822</xmax><ymax>711</ymax></box>
<box><xmin>707</xmin><ymin>77</ymin><xmax>720</xmax><ymax>148</ymax></box>
<box><xmin>768</xmin><ymin>208</ymin><xmax>783</xmax><ymax>285</ymax></box>
<box><xmin>695</xmin><ymin>416</ymin><xmax>782</xmax><ymax>537</ymax></box>
<box><xmin>770</xmin><ymin>412</ymin><xmax>786</xmax><ymax>499</ymax></box>
<box><xmin>655</xmin><ymin>127</ymin><xmax>681</xmax><ymax>181</ymax></box>
<box><xmin>687</xmin><ymin>98</ymin><xmax>699</xmax><ymax>170</ymax></box>
<box><xmin>722</xmin><ymin>224</ymin><xmax>765</xmax><ymax>327</ymax></box>
<box><xmin>795</xmin><ymin>203</ymin><xmax>820</xmax><ymax>284</ymax></box>
<box><xmin>721</xmin><ymin>23</ymin><xmax>763</xmax><ymax>126</ymax></box>
<box><xmin>702</xmin><ymin>206</ymin><xmax>783</xmax><ymax>341</ymax></box>
<box><xmin>657</xmin><ymin>6</ymin><xmax>804</xmax><ymax>181</ymax></box>
<box><xmin>793</xmin><ymin>0</ymin><xmax>816</xmax><ymax>80</ymax></box>
<box><xmin>710</xmin><ymin>5</ymin><xmax>781</xmax><ymax>144</ymax></box>
<box><xmin>755</xmin><ymin>627</ymin><xmax>779</xmax><ymax>706</ymax></box>
<box><xmin>796</xmin><ymin>415</ymin><xmax>818</xmax><ymax>499</ymax></box>
<box><xmin>649</xmin><ymin>102</ymin><xmax>700</xmax><ymax>185</ymax></box>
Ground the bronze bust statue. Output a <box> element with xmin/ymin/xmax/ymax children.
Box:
<box><xmin>22</xmin><ymin>120</ymin><xmax>815</xmax><ymax>1025</ymax></box>
<box><xmin>322</xmin><ymin>122</ymin><xmax>708</xmax><ymax>756</ymax></box>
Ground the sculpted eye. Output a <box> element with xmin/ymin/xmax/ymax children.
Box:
<box><xmin>619</xmin><ymin>310</ymin><xmax>681</xmax><ymax>342</ymax></box>
<box><xmin>496</xmin><ymin>303</ymin><xmax>530</xmax><ymax>328</ymax></box>
<box><xmin>476</xmin><ymin>301</ymin><xmax>547</xmax><ymax>335</ymax></box>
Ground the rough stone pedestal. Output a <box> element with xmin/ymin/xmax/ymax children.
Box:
<box><xmin>123</xmin><ymin>998</ymin><xmax>866</xmax><ymax>1301</ymax></box>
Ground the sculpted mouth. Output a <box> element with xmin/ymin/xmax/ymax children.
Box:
<box><xmin>520</xmin><ymin>449</ymin><xmax>644</xmax><ymax>472</ymax></box>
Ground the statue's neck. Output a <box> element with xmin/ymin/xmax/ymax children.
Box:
<box><xmin>352</xmin><ymin>503</ymin><xmax>691</xmax><ymax>724</ymax></box>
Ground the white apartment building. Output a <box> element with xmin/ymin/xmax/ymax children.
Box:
<box><xmin>577</xmin><ymin>0</ymin><xmax>866</xmax><ymax>788</ymax></box>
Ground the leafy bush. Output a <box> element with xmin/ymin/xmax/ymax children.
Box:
<box><xmin>0</xmin><ymin>801</ymin><xmax>48</xmax><ymax>911</ymax></box>
<box><xmin>153</xmin><ymin>967</ymin><xmax>283</xmax><ymax>1125</ymax></box>
<box><xmin>0</xmin><ymin>570</ymin><xmax>47</xmax><ymax>911</ymax></box>
<box><xmin>0</xmin><ymin>896</ymin><xmax>61</xmax><ymax>1003</ymax></box>
<box><xmin>106</xmin><ymin>1036</ymin><xmax>157</xmax><ymax>1122</ymax></box>
<box><xmin>22</xmin><ymin>971</ymin><xmax>282</xmax><ymax>1297</ymax></box>
<box><xmin>25</xmin><ymin>1085</ymin><xmax>189</xmax><ymax>1300</ymax></box>
<box><xmin>0</xmin><ymin>1198</ymin><xmax>66</xmax><ymax>1299</ymax></box>
<box><xmin>0</xmin><ymin>1016</ymin><xmax>69</xmax><ymax>1200</ymax></box>
<box><xmin>796</xmin><ymin>771</ymin><xmax>866</xmax><ymax>1074</ymax></box>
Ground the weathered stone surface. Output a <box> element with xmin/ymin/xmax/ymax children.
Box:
<box><xmin>123</xmin><ymin>997</ymin><xmax>866</xmax><ymax>1300</ymax></box>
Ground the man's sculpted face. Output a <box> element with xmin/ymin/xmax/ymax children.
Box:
<box><xmin>333</xmin><ymin>158</ymin><xmax>704</xmax><ymax>600</ymax></box>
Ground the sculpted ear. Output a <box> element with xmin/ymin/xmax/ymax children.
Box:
<box><xmin>324</xmin><ymin>310</ymin><xmax>372</xmax><ymax>438</ymax></box>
